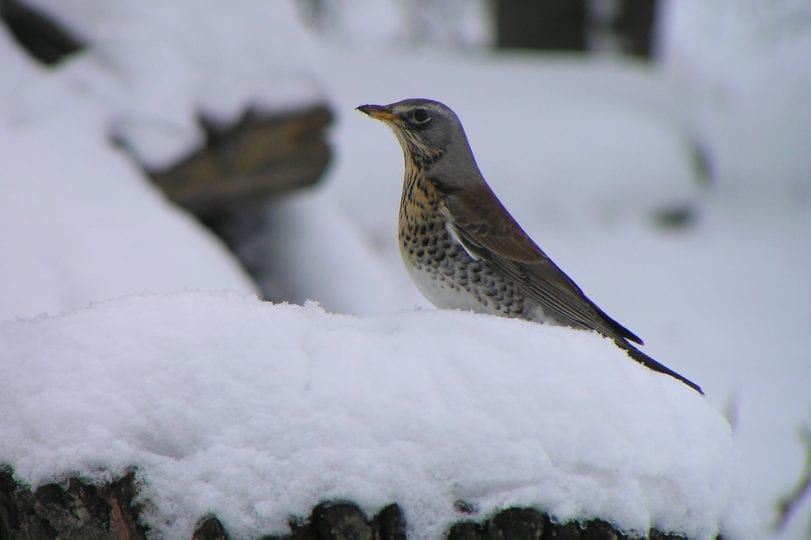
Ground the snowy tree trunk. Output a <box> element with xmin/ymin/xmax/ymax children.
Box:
<box><xmin>0</xmin><ymin>469</ymin><xmax>701</xmax><ymax>540</ymax></box>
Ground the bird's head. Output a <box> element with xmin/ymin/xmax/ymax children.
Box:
<box><xmin>357</xmin><ymin>99</ymin><xmax>468</xmax><ymax>168</ymax></box>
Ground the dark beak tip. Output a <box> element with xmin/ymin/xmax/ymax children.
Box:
<box><xmin>356</xmin><ymin>104</ymin><xmax>377</xmax><ymax>115</ymax></box>
<box><xmin>356</xmin><ymin>103</ymin><xmax>396</xmax><ymax>122</ymax></box>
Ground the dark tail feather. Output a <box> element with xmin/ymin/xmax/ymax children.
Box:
<box><xmin>618</xmin><ymin>341</ymin><xmax>704</xmax><ymax>395</ymax></box>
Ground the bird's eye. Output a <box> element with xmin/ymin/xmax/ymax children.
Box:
<box><xmin>412</xmin><ymin>109</ymin><xmax>430</xmax><ymax>123</ymax></box>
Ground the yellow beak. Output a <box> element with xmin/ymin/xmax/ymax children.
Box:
<box><xmin>356</xmin><ymin>104</ymin><xmax>398</xmax><ymax>123</ymax></box>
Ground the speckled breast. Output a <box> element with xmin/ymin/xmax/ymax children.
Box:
<box><xmin>397</xmin><ymin>174</ymin><xmax>526</xmax><ymax>318</ymax></box>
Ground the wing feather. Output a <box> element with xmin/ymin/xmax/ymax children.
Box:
<box><xmin>440</xmin><ymin>181</ymin><xmax>643</xmax><ymax>345</ymax></box>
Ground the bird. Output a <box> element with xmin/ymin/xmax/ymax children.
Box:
<box><xmin>357</xmin><ymin>98</ymin><xmax>702</xmax><ymax>394</ymax></box>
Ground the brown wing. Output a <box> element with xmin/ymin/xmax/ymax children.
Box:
<box><xmin>440</xmin><ymin>180</ymin><xmax>643</xmax><ymax>345</ymax></box>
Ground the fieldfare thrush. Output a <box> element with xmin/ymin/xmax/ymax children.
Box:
<box><xmin>357</xmin><ymin>98</ymin><xmax>702</xmax><ymax>394</ymax></box>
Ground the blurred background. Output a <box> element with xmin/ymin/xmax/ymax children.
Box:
<box><xmin>1</xmin><ymin>0</ymin><xmax>810</xmax><ymax>537</ymax></box>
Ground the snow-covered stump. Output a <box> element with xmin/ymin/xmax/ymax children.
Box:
<box><xmin>0</xmin><ymin>472</ymin><xmax>694</xmax><ymax>539</ymax></box>
<box><xmin>0</xmin><ymin>292</ymin><xmax>752</xmax><ymax>539</ymax></box>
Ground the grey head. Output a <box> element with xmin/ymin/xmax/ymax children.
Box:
<box><xmin>357</xmin><ymin>98</ymin><xmax>484</xmax><ymax>188</ymax></box>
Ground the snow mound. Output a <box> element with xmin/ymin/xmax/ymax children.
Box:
<box><xmin>0</xmin><ymin>95</ymin><xmax>255</xmax><ymax>322</ymax></box>
<box><xmin>26</xmin><ymin>0</ymin><xmax>322</xmax><ymax>169</ymax></box>
<box><xmin>0</xmin><ymin>21</ymin><xmax>255</xmax><ymax>323</ymax></box>
<box><xmin>0</xmin><ymin>291</ymin><xmax>752</xmax><ymax>539</ymax></box>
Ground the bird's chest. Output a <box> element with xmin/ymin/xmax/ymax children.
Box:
<box><xmin>397</xmin><ymin>176</ymin><xmax>525</xmax><ymax>316</ymax></box>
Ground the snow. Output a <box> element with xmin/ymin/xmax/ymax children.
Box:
<box><xmin>2</xmin><ymin>0</ymin><xmax>810</xmax><ymax>538</ymax></box>
<box><xmin>0</xmin><ymin>291</ymin><xmax>750</xmax><ymax>539</ymax></box>
<box><xmin>657</xmin><ymin>0</ymin><xmax>811</xmax><ymax>203</ymax></box>
<box><xmin>22</xmin><ymin>0</ymin><xmax>322</xmax><ymax>169</ymax></box>
<box><xmin>0</xmin><ymin>30</ymin><xmax>256</xmax><ymax>322</ymax></box>
<box><xmin>255</xmin><ymin>191</ymin><xmax>420</xmax><ymax>314</ymax></box>
<box><xmin>298</xmin><ymin>0</ymin><xmax>491</xmax><ymax>50</ymax></box>
<box><xmin>0</xmin><ymin>0</ymin><xmax>333</xmax><ymax>320</ymax></box>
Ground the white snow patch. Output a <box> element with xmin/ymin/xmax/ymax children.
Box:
<box><xmin>0</xmin><ymin>25</ymin><xmax>255</xmax><ymax>322</ymax></box>
<box><xmin>658</xmin><ymin>0</ymin><xmax>811</xmax><ymax>204</ymax></box>
<box><xmin>25</xmin><ymin>0</ymin><xmax>323</xmax><ymax>169</ymax></box>
<box><xmin>0</xmin><ymin>291</ymin><xmax>751</xmax><ymax>539</ymax></box>
<box><xmin>296</xmin><ymin>0</ymin><xmax>491</xmax><ymax>50</ymax></box>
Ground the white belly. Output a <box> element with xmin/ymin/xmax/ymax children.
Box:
<box><xmin>400</xmin><ymin>249</ymin><xmax>517</xmax><ymax>318</ymax></box>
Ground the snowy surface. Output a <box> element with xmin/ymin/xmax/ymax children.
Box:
<box><xmin>2</xmin><ymin>0</ymin><xmax>810</xmax><ymax>538</ymax></box>
<box><xmin>298</xmin><ymin>0</ymin><xmax>491</xmax><ymax>50</ymax></box>
<box><xmin>23</xmin><ymin>0</ymin><xmax>322</xmax><ymax>169</ymax></box>
<box><xmin>657</xmin><ymin>0</ymin><xmax>811</xmax><ymax>203</ymax></box>
<box><xmin>0</xmin><ymin>292</ymin><xmax>750</xmax><ymax>539</ymax></box>
<box><xmin>0</xmin><ymin>28</ymin><xmax>256</xmax><ymax>322</ymax></box>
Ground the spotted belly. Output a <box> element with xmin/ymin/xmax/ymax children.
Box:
<box><xmin>398</xmin><ymin>215</ymin><xmax>527</xmax><ymax>318</ymax></box>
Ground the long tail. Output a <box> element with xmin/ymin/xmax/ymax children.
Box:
<box><xmin>617</xmin><ymin>340</ymin><xmax>703</xmax><ymax>395</ymax></box>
